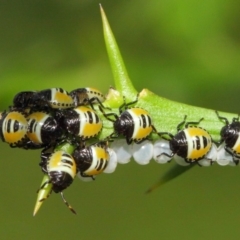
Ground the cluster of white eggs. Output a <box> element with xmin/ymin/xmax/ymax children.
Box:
<box><xmin>111</xmin><ymin>139</ymin><xmax>237</xmax><ymax>167</ymax></box>
<box><xmin>78</xmin><ymin>138</ymin><xmax>237</xmax><ymax>182</ymax></box>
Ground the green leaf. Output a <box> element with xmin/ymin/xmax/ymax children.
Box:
<box><xmin>146</xmin><ymin>164</ymin><xmax>195</xmax><ymax>193</ymax></box>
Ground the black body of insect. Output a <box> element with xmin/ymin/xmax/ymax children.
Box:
<box><xmin>25</xmin><ymin>111</ymin><xmax>63</xmax><ymax>149</ymax></box>
<box><xmin>216</xmin><ymin>111</ymin><xmax>240</xmax><ymax>164</ymax></box>
<box><xmin>69</xmin><ymin>87</ymin><xmax>105</xmax><ymax>110</ymax></box>
<box><xmin>39</xmin><ymin>150</ymin><xmax>77</xmax><ymax>214</ymax></box>
<box><xmin>12</xmin><ymin>91</ymin><xmax>36</xmax><ymax>110</ymax></box>
<box><xmin>0</xmin><ymin>110</ymin><xmax>28</xmax><ymax>148</ymax></box>
<box><xmin>58</xmin><ymin>106</ymin><xmax>103</xmax><ymax>143</ymax></box>
<box><xmin>72</xmin><ymin>141</ymin><xmax>109</xmax><ymax>179</ymax></box>
<box><xmin>158</xmin><ymin>115</ymin><xmax>212</xmax><ymax>163</ymax></box>
<box><xmin>12</xmin><ymin>88</ymin><xmax>74</xmax><ymax>111</ymax></box>
<box><xmin>99</xmin><ymin>95</ymin><xmax>157</xmax><ymax>144</ymax></box>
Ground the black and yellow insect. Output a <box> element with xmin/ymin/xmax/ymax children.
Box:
<box><xmin>63</xmin><ymin>106</ymin><xmax>103</xmax><ymax>141</ymax></box>
<box><xmin>0</xmin><ymin>110</ymin><xmax>28</xmax><ymax>147</ymax></box>
<box><xmin>12</xmin><ymin>91</ymin><xmax>36</xmax><ymax>109</ymax></box>
<box><xmin>35</xmin><ymin>88</ymin><xmax>74</xmax><ymax>109</ymax></box>
<box><xmin>70</xmin><ymin>87</ymin><xmax>105</xmax><ymax>108</ymax></box>
<box><xmin>26</xmin><ymin>111</ymin><xmax>62</xmax><ymax>149</ymax></box>
<box><xmin>100</xmin><ymin>95</ymin><xmax>157</xmax><ymax>144</ymax></box>
<box><xmin>39</xmin><ymin>150</ymin><xmax>77</xmax><ymax>214</ymax></box>
<box><xmin>158</xmin><ymin>116</ymin><xmax>212</xmax><ymax>163</ymax></box>
<box><xmin>72</xmin><ymin>141</ymin><xmax>109</xmax><ymax>179</ymax></box>
<box><xmin>216</xmin><ymin>111</ymin><xmax>240</xmax><ymax>164</ymax></box>
<box><xmin>12</xmin><ymin>88</ymin><xmax>74</xmax><ymax>110</ymax></box>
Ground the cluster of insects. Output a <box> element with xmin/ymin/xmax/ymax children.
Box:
<box><xmin>0</xmin><ymin>86</ymin><xmax>240</xmax><ymax>214</ymax></box>
<box><xmin>0</xmin><ymin>87</ymin><xmax>110</xmax><ymax>213</ymax></box>
<box><xmin>109</xmin><ymin>111</ymin><xmax>240</xmax><ymax>167</ymax></box>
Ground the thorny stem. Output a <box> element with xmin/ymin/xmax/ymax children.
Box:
<box><xmin>0</xmin><ymin>6</ymin><xmax>237</xmax><ymax>214</ymax></box>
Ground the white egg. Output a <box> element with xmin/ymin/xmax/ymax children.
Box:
<box><xmin>216</xmin><ymin>143</ymin><xmax>232</xmax><ymax>166</ymax></box>
<box><xmin>174</xmin><ymin>155</ymin><xmax>190</xmax><ymax>166</ymax></box>
<box><xmin>132</xmin><ymin>140</ymin><xmax>153</xmax><ymax>165</ymax></box>
<box><xmin>103</xmin><ymin>148</ymin><xmax>118</xmax><ymax>173</ymax></box>
<box><xmin>110</xmin><ymin>139</ymin><xmax>132</xmax><ymax>164</ymax></box>
<box><xmin>198</xmin><ymin>143</ymin><xmax>218</xmax><ymax>167</ymax></box>
<box><xmin>153</xmin><ymin>139</ymin><xmax>172</xmax><ymax>164</ymax></box>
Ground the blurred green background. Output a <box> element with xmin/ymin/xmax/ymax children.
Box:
<box><xmin>1</xmin><ymin>0</ymin><xmax>240</xmax><ymax>239</ymax></box>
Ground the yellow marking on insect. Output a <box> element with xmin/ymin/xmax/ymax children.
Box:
<box><xmin>82</xmin><ymin>123</ymin><xmax>102</xmax><ymax>138</ymax></box>
<box><xmin>188</xmin><ymin>145</ymin><xmax>211</xmax><ymax>160</ymax></box>
<box><xmin>186</xmin><ymin>128</ymin><xmax>212</xmax><ymax>160</ymax></box>
<box><xmin>4</xmin><ymin>131</ymin><xmax>26</xmax><ymax>143</ymax></box>
<box><xmin>55</xmin><ymin>91</ymin><xmax>73</xmax><ymax>104</ymax></box>
<box><xmin>3</xmin><ymin>112</ymin><xmax>28</xmax><ymax>143</ymax></box>
<box><xmin>187</xmin><ymin>128</ymin><xmax>209</xmax><ymax>138</ymax></box>
<box><xmin>48</xmin><ymin>151</ymin><xmax>63</xmax><ymax>168</ymax></box>
<box><xmin>28</xmin><ymin>112</ymin><xmax>46</xmax><ymax>122</ymax></box>
<box><xmin>87</xmin><ymin>169</ymin><xmax>102</xmax><ymax>175</ymax></box>
<box><xmin>77</xmin><ymin>106</ymin><xmax>91</xmax><ymax>112</ymax></box>
<box><xmin>86</xmin><ymin>147</ymin><xmax>109</xmax><ymax>175</ymax></box>
<box><xmin>27</xmin><ymin>132</ymin><xmax>41</xmax><ymax>144</ymax></box>
<box><xmin>6</xmin><ymin>112</ymin><xmax>26</xmax><ymax>123</ymax></box>
<box><xmin>130</xmin><ymin>108</ymin><xmax>149</xmax><ymax>116</ymax></box>
<box><xmin>135</xmin><ymin>127</ymin><xmax>152</xmax><ymax>140</ymax></box>
<box><xmin>71</xmin><ymin>160</ymin><xmax>77</xmax><ymax>175</ymax></box>
<box><xmin>95</xmin><ymin>147</ymin><xmax>109</xmax><ymax>160</ymax></box>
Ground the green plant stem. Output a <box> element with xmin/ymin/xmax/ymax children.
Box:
<box><xmin>100</xmin><ymin>4</ymin><xmax>137</xmax><ymax>102</ymax></box>
<box><xmin>99</xmin><ymin>5</ymin><xmax>238</xmax><ymax>190</ymax></box>
<box><xmin>99</xmin><ymin>5</ymin><xmax>236</xmax><ymax>142</ymax></box>
<box><xmin>23</xmin><ymin>6</ymin><xmax>240</xmax><ymax>212</ymax></box>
